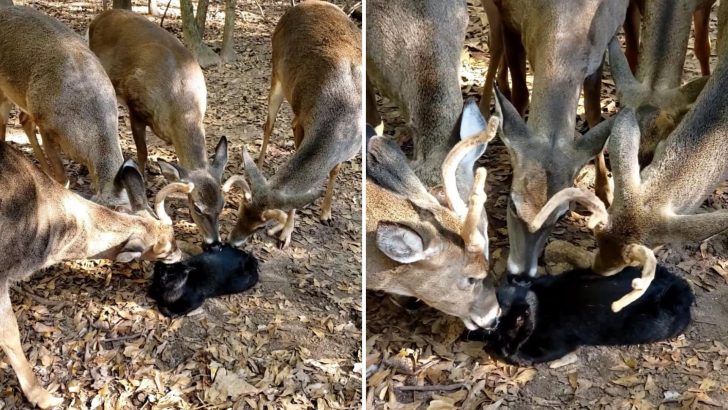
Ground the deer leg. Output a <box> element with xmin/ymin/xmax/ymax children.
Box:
<box><xmin>503</xmin><ymin>27</ymin><xmax>528</xmax><ymax>116</ymax></box>
<box><xmin>694</xmin><ymin>1</ymin><xmax>712</xmax><ymax>76</ymax></box>
<box><xmin>129</xmin><ymin>111</ymin><xmax>148</xmax><ymax>175</ymax></box>
<box><xmin>41</xmin><ymin>131</ymin><xmax>69</xmax><ymax>188</ymax></box>
<box><xmin>480</xmin><ymin>0</ymin><xmax>504</xmax><ymax>115</ymax></box>
<box><xmin>365</xmin><ymin>78</ymin><xmax>383</xmax><ymax>135</ymax></box>
<box><xmin>259</xmin><ymin>78</ymin><xmax>284</xmax><ymax>167</ymax></box>
<box><xmin>623</xmin><ymin>0</ymin><xmax>641</xmax><ymax>73</ymax></box>
<box><xmin>611</xmin><ymin>243</ymin><xmax>657</xmax><ymax>312</ymax></box>
<box><xmin>20</xmin><ymin>116</ymin><xmax>54</xmax><ymax>179</ymax></box>
<box><xmin>0</xmin><ymin>98</ymin><xmax>10</xmax><ymax>140</ymax></box>
<box><xmin>0</xmin><ymin>281</ymin><xmax>64</xmax><ymax>409</ymax></box>
<box><xmin>320</xmin><ymin>163</ymin><xmax>342</xmax><ymax>224</ymax></box>
<box><xmin>276</xmin><ymin>209</ymin><xmax>296</xmax><ymax>249</ymax></box>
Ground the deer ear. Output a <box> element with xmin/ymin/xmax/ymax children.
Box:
<box><xmin>210</xmin><ymin>136</ymin><xmax>229</xmax><ymax>182</ymax></box>
<box><xmin>493</xmin><ymin>86</ymin><xmax>531</xmax><ymax>157</ymax></box>
<box><xmin>115</xmin><ymin>158</ymin><xmax>151</xmax><ymax>213</ymax></box>
<box><xmin>375</xmin><ymin>221</ymin><xmax>441</xmax><ymax>264</ymax></box>
<box><xmin>116</xmin><ymin>237</ymin><xmax>145</xmax><ymax>263</ymax></box>
<box><xmin>158</xmin><ymin>159</ymin><xmax>189</xmax><ymax>183</ymax></box>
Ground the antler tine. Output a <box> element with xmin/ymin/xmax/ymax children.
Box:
<box><xmin>222</xmin><ymin>175</ymin><xmax>252</xmax><ymax>202</ymax></box>
<box><xmin>154</xmin><ymin>182</ymin><xmax>195</xmax><ymax>225</ymax></box>
<box><xmin>461</xmin><ymin>167</ymin><xmax>488</xmax><ymax>254</ymax></box>
<box><xmin>528</xmin><ymin>187</ymin><xmax>608</xmax><ymax>233</ymax></box>
<box><xmin>442</xmin><ymin>116</ymin><xmax>499</xmax><ymax>217</ymax></box>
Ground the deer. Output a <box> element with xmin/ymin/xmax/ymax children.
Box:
<box><xmin>606</xmin><ymin>1</ymin><xmax>711</xmax><ymax>172</ymax></box>
<box><xmin>367</xmin><ymin>102</ymin><xmax>501</xmax><ymax>330</ymax></box>
<box><xmin>485</xmin><ymin>0</ymin><xmax>627</xmax><ymax>278</ymax></box>
<box><xmin>529</xmin><ymin>30</ymin><xmax>728</xmax><ymax>312</ymax></box>
<box><xmin>223</xmin><ymin>1</ymin><xmax>361</xmax><ymax>249</ymax></box>
<box><xmin>622</xmin><ymin>0</ymin><xmax>715</xmax><ymax>77</ymax></box>
<box><xmin>88</xmin><ymin>9</ymin><xmax>228</xmax><ymax>245</ymax></box>
<box><xmin>0</xmin><ymin>141</ymin><xmax>189</xmax><ymax>408</ymax></box>
<box><xmin>0</xmin><ymin>6</ymin><xmax>128</xmax><ymax>209</ymax></box>
<box><xmin>366</xmin><ymin>0</ymin><xmax>472</xmax><ymax>192</ymax></box>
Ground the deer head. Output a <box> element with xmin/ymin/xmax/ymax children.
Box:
<box><xmin>157</xmin><ymin>136</ymin><xmax>228</xmax><ymax>245</ymax></box>
<box><xmin>367</xmin><ymin>111</ymin><xmax>501</xmax><ymax>330</ymax></box>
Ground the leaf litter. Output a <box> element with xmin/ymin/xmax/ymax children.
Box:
<box><xmin>1</xmin><ymin>1</ymin><xmax>361</xmax><ymax>409</ymax></box>
<box><xmin>367</xmin><ymin>0</ymin><xmax>728</xmax><ymax>408</ymax></box>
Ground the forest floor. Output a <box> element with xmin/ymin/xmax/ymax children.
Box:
<box><xmin>366</xmin><ymin>1</ymin><xmax>728</xmax><ymax>409</ymax></box>
<box><xmin>0</xmin><ymin>1</ymin><xmax>362</xmax><ymax>409</ymax></box>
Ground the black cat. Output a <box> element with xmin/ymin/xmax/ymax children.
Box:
<box><xmin>465</xmin><ymin>265</ymin><xmax>693</xmax><ymax>365</ymax></box>
<box><xmin>149</xmin><ymin>243</ymin><xmax>259</xmax><ymax>317</ymax></box>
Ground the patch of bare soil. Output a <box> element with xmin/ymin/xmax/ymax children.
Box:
<box><xmin>0</xmin><ymin>1</ymin><xmax>361</xmax><ymax>409</ymax></box>
<box><xmin>367</xmin><ymin>1</ymin><xmax>728</xmax><ymax>408</ymax></box>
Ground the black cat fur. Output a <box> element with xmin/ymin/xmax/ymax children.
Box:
<box><xmin>465</xmin><ymin>265</ymin><xmax>693</xmax><ymax>365</ymax></box>
<box><xmin>149</xmin><ymin>243</ymin><xmax>259</xmax><ymax>317</ymax></box>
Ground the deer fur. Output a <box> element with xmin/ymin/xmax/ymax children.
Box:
<box><xmin>608</xmin><ymin>0</ymin><xmax>710</xmax><ymax>170</ymax></box>
<box><xmin>623</xmin><ymin>0</ymin><xmax>715</xmax><ymax>77</ymax></box>
<box><xmin>366</xmin><ymin>0</ymin><xmax>469</xmax><ymax>190</ymax></box>
<box><xmin>486</xmin><ymin>0</ymin><xmax>627</xmax><ymax>278</ymax></box>
<box><xmin>367</xmin><ymin>106</ymin><xmax>501</xmax><ymax>330</ymax></box>
<box><xmin>88</xmin><ymin>9</ymin><xmax>229</xmax><ymax>244</ymax></box>
<box><xmin>538</xmin><ymin>37</ymin><xmax>728</xmax><ymax>311</ymax></box>
<box><xmin>465</xmin><ymin>265</ymin><xmax>693</xmax><ymax>365</ymax></box>
<box><xmin>0</xmin><ymin>6</ymin><xmax>127</xmax><ymax>209</ymax></box>
<box><xmin>0</xmin><ymin>142</ymin><xmax>186</xmax><ymax>408</ymax></box>
<box><xmin>225</xmin><ymin>1</ymin><xmax>361</xmax><ymax>249</ymax></box>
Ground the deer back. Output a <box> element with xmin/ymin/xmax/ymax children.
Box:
<box><xmin>0</xmin><ymin>6</ymin><xmax>124</xmax><ymax>207</ymax></box>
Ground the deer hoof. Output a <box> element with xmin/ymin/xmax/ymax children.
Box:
<box><xmin>28</xmin><ymin>386</ymin><xmax>63</xmax><ymax>409</ymax></box>
<box><xmin>320</xmin><ymin>216</ymin><xmax>333</xmax><ymax>226</ymax></box>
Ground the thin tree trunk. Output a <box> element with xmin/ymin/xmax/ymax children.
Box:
<box><xmin>180</xmin><ymin>0</ymin><xmax>220</xmax><ymax>67</ymax></box>
<box><xmin>0</xmin><ymin>0</ymin><xmax>14</xmax><ymax>6</ymax></box>
<box><xmin>112</xmin><ymin>0</ymin><xmax>132</xmax><ymax>9</ymax></box>
<box><xmin>195</xmin><ymin>0</ymin><xmax>210</xmax><ymax>36</ymax></box>
<box><xmin>148</xmin><ymin>0</ymin><xmax>160</xmax><ymax>15</ymax></box>
<box><xmin>221</xmin><ymin>0</ymin><xmax>238</xmax><ymax>62</ymax></box>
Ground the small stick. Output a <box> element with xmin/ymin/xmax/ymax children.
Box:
<box><xmin>396</xmin><ymin>383</ymin><xmax>465</xmax><ymax>392</ymax></box>
<box><xmin>100</xmin><ymin>333</ymin><xmax>144</xmax><ymax>343</ymax></box>
<box><xmin>160</xmin><ymin>0</ymin><xmax>172</xmax><ymax>27</ymax></box>
<box><xmin>11</xmin><ymin>285</ymin><xmax>68</xmax><ymax>308</ymax></box>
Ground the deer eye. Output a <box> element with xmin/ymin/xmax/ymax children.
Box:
<box><xmin>193</xmin><ymin>204</ymin><xmax>203</xmax><ymax>214</ymax></box>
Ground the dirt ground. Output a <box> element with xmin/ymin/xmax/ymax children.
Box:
<box><xmin>366</xmin><ymin>1</ymin><xmax>728</xmax><ymax>409</ymax></box>
<box><xmin>0</xmin><ymin>1</ymin><xmax>362</xmax><ymax>409</ymax></box>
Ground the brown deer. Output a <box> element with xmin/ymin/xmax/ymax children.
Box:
<box><xmin>622</xmin><ymin>0</ymin><xmax>715</xmax><ymax>77</ymax></box>
<box><xmin>88</xmin><ymin>9</ymin><xmax>228</xmax><ymax>245</ymax></box>
<box><xmin>225</xmin><ymin>1</ymin><xmax>361</xmax><ymax>249</ymax></box>
<box><xmin>0</xmin><ymin>6</ymin><xmax>128</xmax><ymax>209</ymax></box>
<box><xmin>532</xmin><ymin>31</ymin><xmax>728</xmax><ymax>311</ymax></box>
<box><xmin>483</xmin><ymin>0</ymin><xmax>626</xmax><ymax>277</ymax></box>
<box><xmin>0</xmin><ymin>142</ymin><xmax>188</xmax><ymax>408</ymax></box>
<box><xmin>607</xmin><ymin>0</ymin><xmax>710</xmax><ymax>169</ymax></box>
<box><xmin>367</xmin><ymin>111</ymin><xmax>501</xmax><ymax>330</ymax></box>
<box><xmin>366</xmin><ymin>0</ymin><xmax>470</xmax><ymax>190</ymax></box>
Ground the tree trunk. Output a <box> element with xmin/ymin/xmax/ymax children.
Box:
<box><xmin>180</xmin><ymin>0</ymin><xmax>220</xmax><ymax>68</ymax></box>
<box><xmin>148</xmin><ymin>0</ymin><xmax>160</xmax><ymax>15</ymax></box>
<box><xmin>112</xmin><ymin>0</ymin><xmax>132</xmax><ymax>9</ymax></box>
<box><xmin>221</xmin><ymin>0</ymin><xmax>238</xmax><ymax>62</ymax></box>
<box><xmin>0</xmin><ymin>0</ymin><xmax>14</xmax><ymax>6</ymax></box>
<box><xmin>195</xmin><ymin>0</ymin><xmax>209</xmax><ymax>37</ymax></box>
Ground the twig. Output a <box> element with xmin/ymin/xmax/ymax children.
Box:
<box><xmin>160</xmin><ymin>0</ymin><xmax>172</xmax><ymax>27</ymax></box>
<box><xmin>347</xmin><ymin>1</ymin><xmax>361</xmax><ymax>17</ymax></box>
<box><xmin>252</xmin><ymin>0</ymin><xmax>266</xmax><ymax>20</ymax></box>
<box><xmin>100</xmin><ymin>333</ymin><xmax>144</xmax><ymax>343</ymax></box>
<box><xmin>11</xmin><ymin>285</ymin><xmax>68</xmax><ymax>308</ymax></box>
<box><xmin>396</xmin><ymin>383</ymin><xmax>466</xmax><ymax>392</ymax></box>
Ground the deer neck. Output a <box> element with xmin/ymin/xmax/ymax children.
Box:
<box><xmin>636</xmin><ymin>0</ymin><xmax>693</xmax><ymax>90</ymax></box>
<box><xmin>173</xmin><ymin>122</ymin><xmax>208</xmax><ymax>170</ymax></box>
<box><xmin>528</xmin><ymin>78</ymin><xmax>581</xmax><ymax>142</ymax></box>
<box><xmin>49</xmin><ymin>194</ymin><xmax>151</xmax><ymax>261</ymax></box>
